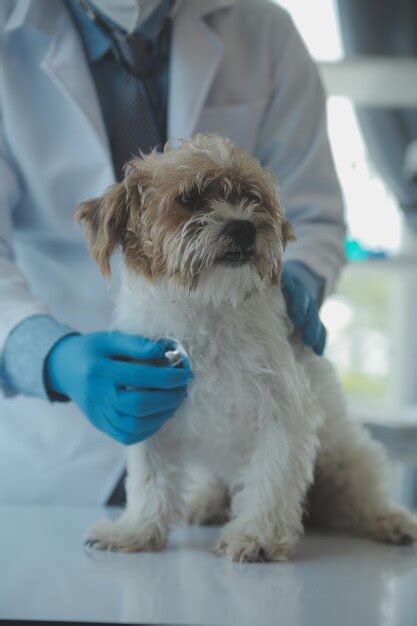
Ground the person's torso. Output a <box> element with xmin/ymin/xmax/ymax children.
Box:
<box><xmin>0</xmin><ymin>0</ymin><xmax>293</xmax><ymax>503</ymax></box>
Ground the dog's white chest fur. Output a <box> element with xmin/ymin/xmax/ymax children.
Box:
<box><xmin>114</xmin><ymin>268</ymin><xmax>303</xmax><ymax>482</ymax></box>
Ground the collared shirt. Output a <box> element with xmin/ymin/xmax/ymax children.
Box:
<box><xmin>83</xmin><ymin>0</ymin><xmax>164</xmax><ymax>34</ymax></box>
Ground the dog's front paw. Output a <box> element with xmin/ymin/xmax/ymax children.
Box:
<box><xmin>85</xmin><ymin>518</ymin><xmax>167</xmax><ymax>553</ymax></box>
<box><xmin>215</xmin><ymin>527</ymin><xmax>295</xmax><ymax>563</ymax></box>
<box><xmin>367</xmin><ymin>508</ymin><xmax>417</xmax><ymax>546</ymax></box>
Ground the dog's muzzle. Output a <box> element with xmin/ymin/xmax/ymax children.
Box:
<box><xmin>218</xmin><ymin>219</ymin><xmax>257</xmax><ymax>265</ymax></box>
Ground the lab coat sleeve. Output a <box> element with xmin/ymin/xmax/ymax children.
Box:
<box><xmin>0</xmin><ymin>111</ymin><xmax>72</xmax><ymax>396</ymax></box>
<box><xmin>0</xmin><ymin>128</ymin><xmax>51</xmax><ymax>348</ymax></box>
<box><xmin>256</xmin><ymin>12</ymin><xmax>346</xmax><ymax>297</ymax></box>
<box><xmin>2</xmin><ymin>315</ymin><xmax>74</xmax><ymax>399</ymax></box>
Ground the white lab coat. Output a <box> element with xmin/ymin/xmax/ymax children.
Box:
<box><xmin>0</xmin><ymin>0</ymin><xmax>345</xmax><ymax>503</ymax></box>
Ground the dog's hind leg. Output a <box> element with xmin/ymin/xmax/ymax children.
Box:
<box><xmin>184</xmin><ymin>465</ymin><xmax>230</xmax><ymax>526</ymax></box>
<box><xmin>305</xmin><ymin>356</ymin><xmax>417</xmax><ymax>545</ymax></box>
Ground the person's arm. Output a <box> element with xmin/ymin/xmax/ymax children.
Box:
<box><xmin>2</xmin><ymin>314</ymin><xmax>74</xmax><ymax>398</ymax></box>
<box><xmin>0</xmin><ymin>102</ymin><xmax>65</xmax><ymax>396</ymax></box>
<box><xmin>0</xmin><ymin>98</ymin><xmax>191</xmax><ymax>444</ymax></box>
<box><xmin>256</xmin><ymin>9</ymin><xmax>346</xmax><ymax>354</ymax></box>
<box><xmin>257</xmin><ymin>9</ymin><xmax>346</xmax><ymax>297</ymax></box>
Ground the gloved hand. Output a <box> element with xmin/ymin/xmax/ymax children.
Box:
<box><xmin>281</xmin><ymin>262</ymin><xmax>326</xmax><ymax>356</ymax></box>
<box><xmin>45</xmin><ymin>331</ymin><xmax>192</xmax><ymax>445</ymax></box>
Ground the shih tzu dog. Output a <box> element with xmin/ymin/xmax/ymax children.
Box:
<box><xmin>77</xmin><ymin>133</ymin><xmax>417</xmax><ymax>562</ymax></box>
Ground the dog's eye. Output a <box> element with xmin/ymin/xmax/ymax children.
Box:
<box><xmin>245</xmin><ymin>192</ymin><xmax>261</xmax><ymax>205</ymax></box>
<box><xmin>177</xmin><ymin>187</ymin><xmax>204</xmax><ymax>211</ymax></box>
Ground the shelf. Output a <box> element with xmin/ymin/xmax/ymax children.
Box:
<box><xmin>319</xmin><ymin>57</ymin><xmax>417</xmax><ymax>107</ymax></box>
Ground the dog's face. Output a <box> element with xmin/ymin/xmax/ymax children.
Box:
<box><xmin>77</xmin><ymin>134</ymin><xmax>295</xmax><ymax>304</ymax></box>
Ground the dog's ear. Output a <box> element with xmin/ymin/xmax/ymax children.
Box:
<box><xmin>76</xmin><ymin>161</ymin><xmax>149</xmax><ymax>276</ymax></box>
<box><xmin>282</xmin><ymin>219</ymin><xmax>296</xmax><ymax>249</ymax></box>
<box><xmin>76</xmin><ymin>182</ymin><xmax>129</xmax><ymax>276</ymax></box>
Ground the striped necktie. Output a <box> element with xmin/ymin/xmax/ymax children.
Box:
<box><xmin>78</xmin><ymin>1</ymin><xmax>171</xmax><ymax>180</ymax></box>
<box><xmin>111</xmin><ymin>28</ymin><xmax>160</xmax><ymax>79</ymax></box>
<box><xmin>108</xmin><ymin>23</ymin><xmax>170</xmax><ymax>178</ymax></box>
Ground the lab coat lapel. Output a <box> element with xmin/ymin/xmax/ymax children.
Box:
<box><xmin>168</xmin><ymin>3</ymin><xmax>226</xmax><ymax>140</ymax></box>
<box><xmin>40</xmin><ymin>6</ymin><xmax>112</xmax><ymax>166</ymax></box>
<box><xmin>6</xmin><ymin>0</ymin><xmax>113</xmax><ymax>179</ymax></box>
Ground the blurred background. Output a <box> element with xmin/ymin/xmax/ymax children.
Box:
<box><xmin>275</xmin><ymin>0</ymin><xmax>417</xmax><ymax>506</ymax></box>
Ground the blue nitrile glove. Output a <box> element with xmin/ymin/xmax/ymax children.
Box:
<box><xmin>45</xmin><ymin>332</ymin><xmax>192</xmax><ymax>445</ymax></box>
<box><xmin>281</xmin><ymin>262</ymin><xmax>326</xmax><ymax>356</ymax></box>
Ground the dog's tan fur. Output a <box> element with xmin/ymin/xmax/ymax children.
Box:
<box><xmin>77</xmin><ymin>134</ymin><xmax>295</xmax><ymax>289</ymax></box>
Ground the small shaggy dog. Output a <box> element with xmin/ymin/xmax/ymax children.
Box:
<box><xmin>78</xmin><ymin>134</ymin><xmax>417</xmax><ymax>562</ymax></box>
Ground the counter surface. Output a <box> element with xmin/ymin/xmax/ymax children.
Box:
<box><xmin>1</xmin><ymin>505</ymin><xmax>417</xmax><ymax>625</ymax></box>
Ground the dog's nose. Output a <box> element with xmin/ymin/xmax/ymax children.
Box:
<box><xmin>223</xmin><ymin>220</ymin><xmax>256</xmax><ymax>250</ymax></box>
